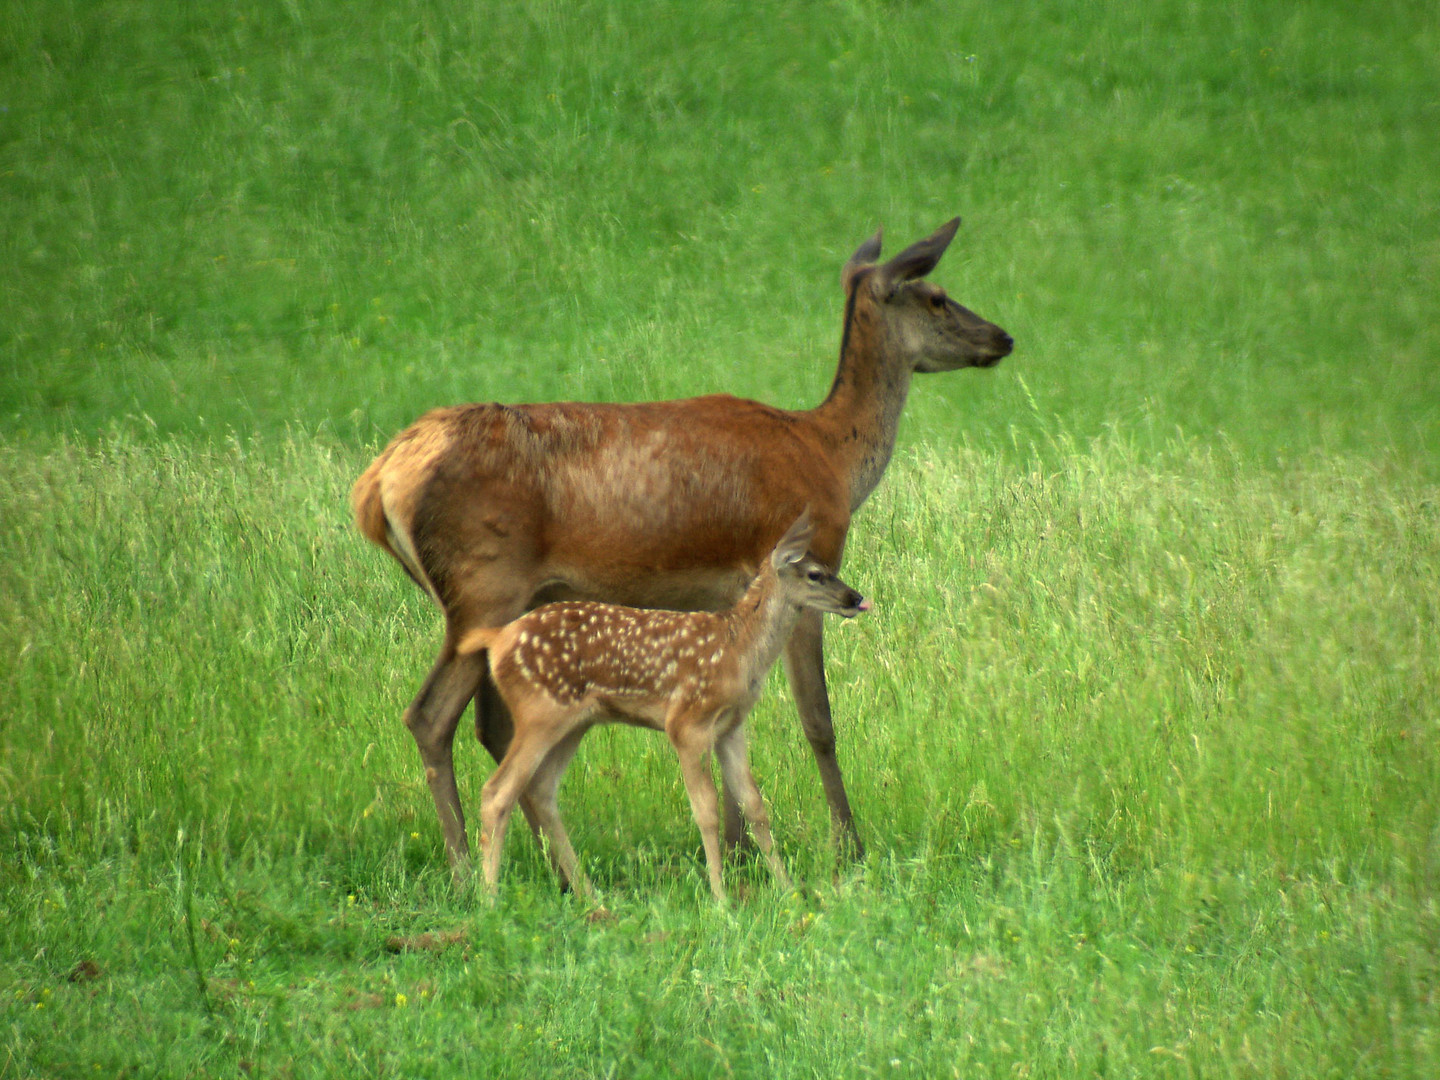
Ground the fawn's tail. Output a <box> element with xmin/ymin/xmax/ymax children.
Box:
<box><xmin>455</xmin><ymin>627</ymin><xmax>501</xmax><ymax>656</ymax></box>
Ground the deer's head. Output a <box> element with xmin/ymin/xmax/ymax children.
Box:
<box><xmin>841</xmin><ymin>218</ymin><xmax>1013</xmax><ymax>372</ymax></box>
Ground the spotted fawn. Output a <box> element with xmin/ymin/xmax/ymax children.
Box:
<box><xmin>457</xmin><ymin>511</ymin><xmax>870</xmax><ymax>901</ymax></box>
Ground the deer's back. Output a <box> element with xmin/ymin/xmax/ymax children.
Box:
<box><xmin>358</xmin><ymin>396</ymin><xmax>851</xmax><ymax>614</ymax></box>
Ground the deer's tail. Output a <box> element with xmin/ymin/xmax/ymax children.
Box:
<box><xmin>350</xmin><ymin>454</ymin><xmax>392</xmax><ymax>554</ymax></box>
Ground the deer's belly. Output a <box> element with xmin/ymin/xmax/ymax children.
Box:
<box><xmin>530</xmin><ymin>565</ymin><xmax>752</xmax><ymax>613</ymax></box>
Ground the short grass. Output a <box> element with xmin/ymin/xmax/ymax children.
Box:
<box><xmin>3</xmin><ymin>0</ymin><xmax>1437</xmax><ymax>461</ymax></box>
<box><xmin>3</xmin><ymin>0</ymin><xmax>1439</xmax><ymax>1076</ymax></box>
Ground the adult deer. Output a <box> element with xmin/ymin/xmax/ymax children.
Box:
<box><xmin>457</xmin><ymin>512</ymin><xmax>870</xmax><ymax>901</ymax></box>
<box><xmin>352</xmin><ymin>217</ymin><xmax>1012</xmax><ymax>878</ymax></box>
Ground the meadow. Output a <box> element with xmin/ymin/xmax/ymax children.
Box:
<box><xmin>2</xmin><ymin>0</ymin><xmax>1438</xmax><ymax>1076</ymax></box>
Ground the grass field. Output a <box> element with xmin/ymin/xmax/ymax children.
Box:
<box><xmin>3</xmin><ymin>0</ymin><xmax>1439</xmax><ymax>1076</ymax></box>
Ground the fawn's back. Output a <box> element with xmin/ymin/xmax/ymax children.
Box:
<box><xmin>480</xmin><ymin>601</ymin><xmax>739</xmax><ymax>728</ymax></box>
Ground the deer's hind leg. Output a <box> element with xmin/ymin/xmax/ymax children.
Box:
<box><xmin>404</xmin><ymin>641</ymin><xmax>487</xmax><ymax>881</ymax></box>
<box><xmin>406</xmin><ymin>582</ymin><xmax>531</xmax><ymax>885</ymax></box>
<box><xmin>407</xmin><ymin>475</ymin><xmax>546</xmax><ymax>881</ymax></box>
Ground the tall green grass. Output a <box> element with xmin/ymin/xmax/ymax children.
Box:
<box><xmin>9</xmin><ymin>433</ymin><xmax>1431</xmax><ymax>880</ymax></box>
<box><xmin>3</xmin><ymin>0</ymin><xmax>1438</xmax><ymax>1074</ymax></box>
<box><xmin>2</xmin><ymin>433</ymin><xmax>1437</xmax><ymax>1075</ymax></box>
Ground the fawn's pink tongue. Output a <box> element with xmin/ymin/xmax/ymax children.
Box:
<box><xmin>858</xmin><ymin>598</ymin><xmax>873</xmax><ymax>612</ymax></box>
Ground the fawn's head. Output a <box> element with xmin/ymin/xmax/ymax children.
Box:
<box><xmin>770</xmin><ymin>512</ymin><xmax>870</xmax><ymax>618</ymax></box>
<box><xmin>841</xmin><ymin>217</ymin><xmax>1013</xmax><ymax>372</ymax></box>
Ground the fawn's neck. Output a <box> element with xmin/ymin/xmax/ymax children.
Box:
<box><xmin>720</xmin><ymin>568</ymin><xmax>804</xmax><ymax>688</ymax></box>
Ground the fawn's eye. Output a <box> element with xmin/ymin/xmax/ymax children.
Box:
<box><xmin>807</xmin><ymin>569</ymin><xmax>825</xmax><ymax>582</ymax></box>
<box><xmin>929</xmin><ymin>293</ymin><xmax>947</xmax><ymax>310</ymax></box>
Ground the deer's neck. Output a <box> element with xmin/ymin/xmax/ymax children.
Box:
<box><xmin>813</xmin><ymin>287</ymin><xmax>913</xmax><ymax>511</ymax></box>
<box><xmin>722</xmin><ymin>569</ymin><xmax>803</xmax><ymax>689</ymax></box>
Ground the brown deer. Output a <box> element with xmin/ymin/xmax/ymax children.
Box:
<box><xmin>352</xmin><ymin>217</ymin><xmax>1011</xmax><ymax>879</ymax></box>
<box><xmin>457</xmin><ymin>511</ymin><xmax>869</xmax><ymax>901</ymax></box>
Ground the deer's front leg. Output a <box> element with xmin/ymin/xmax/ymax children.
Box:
<box><xmin>783</xmin><ymin>609</ymin><xmax>865</xmax><ymax>863</ymax></box>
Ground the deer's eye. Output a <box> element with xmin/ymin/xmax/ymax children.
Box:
<box><xmin>929</xmin><ymin>294</ymin><xmax>947</xmax><ymax>310</ymax></box>
<box><xmin>807</xmin><ymin>569</ymin><xmax>825</xmax><ymax>582</ymax></box>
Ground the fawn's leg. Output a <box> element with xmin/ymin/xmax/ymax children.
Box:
<box><xmin>477</xmin><ymin>716</ymin><xmax>567</xmax><ymax>894</ymax></box>
<box><xmin>525</xmin><ymin>728</ymin><xmax>594</xmax><ymax>900</ymax></box>
<box><xmin>722</xmin><ymin>778</ymin><xmax>754</xmax><ymax>856</ymax></box>
<box><xmin>714</xmin><ymin>723</ymin><xmax>792</xmax><ymax>892</ymax></box>
<box><xmin>669</xmin><ymin>715</ymin><xmax>726</xmax><ymax>902</ymax></box>
<box><xmin>476</xmin><ymin>670</ymin><xmax>566</xmax><ymax>884</ymax></box>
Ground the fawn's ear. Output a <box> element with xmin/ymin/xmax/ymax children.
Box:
<box><xmin>772</xmin><ymin>509</ymin><xmax>815</xmax><ymax>569</ymax></box>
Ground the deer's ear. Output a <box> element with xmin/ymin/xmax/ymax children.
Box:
<box><xmin>841</xmin><ymin>227</ymin><xmax>883</xmax><ymax>292</ymax></box>
<box><xmin>875</xmin><ymin>217</ymin><xmax>960</xmax><ymax>296</ymax></box>
<box><xmin>772</xmin><ymin>509</ymin><xmax>815</xmax><ymax>569</ymax></box>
